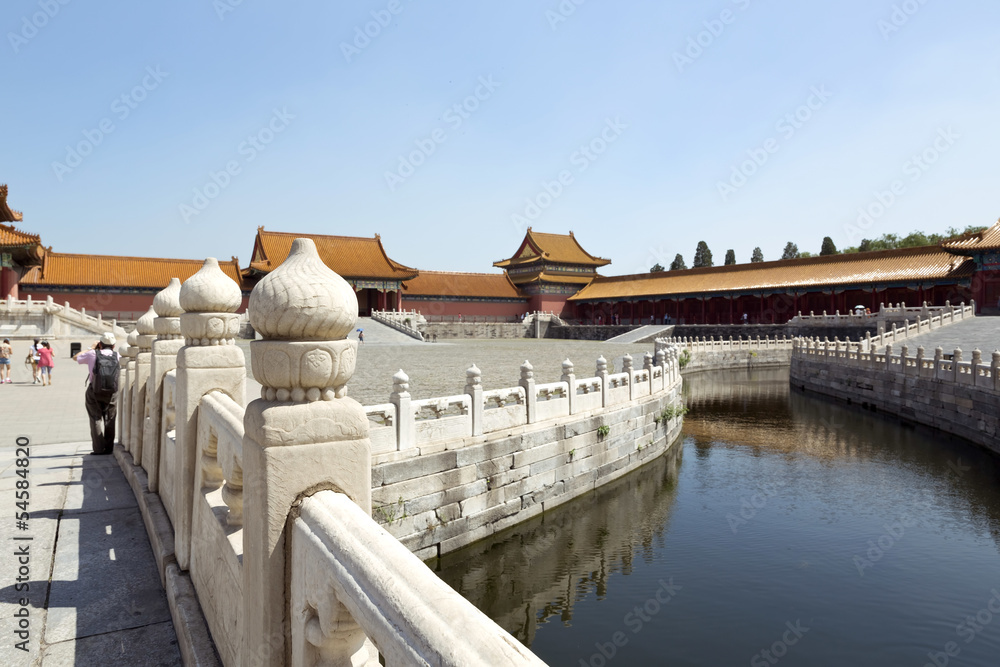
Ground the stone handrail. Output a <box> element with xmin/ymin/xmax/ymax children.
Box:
<box><xmin>794</xmin><ymin>339</ymin><xmax>1000</xmax><ymax>390</ymax></box>
<box><xmin>291</xmin><ymin>490</ymin><xmax>546</xmax><ymax>666</ymax></box>
<box><xmin>370</xmin><ymin>349</ymin><xmax>681</xmax><ymax>453</ymax></box>
<box><xmin>796</xmin><ymin>301</ymin><xmax>975</xmax><ymax>353</ymax></box>
<box><xmin>1</xmin><ymin>294</ymin><xmax>126</xmax><ymax>338</ymax></box>
<box><xmin>787</xmin><ymin>301</ymin><xmax>973</xmax><ymax>328</ymax></box>
<box><xmin>370</xmin><ymin>309</ymin><xmax>425</xmax><ymax>341</ymax></box>
<box><xmin>656</xmin><ymin>334</ymin><xmax>794</xmax><ymax>352</ymax></box>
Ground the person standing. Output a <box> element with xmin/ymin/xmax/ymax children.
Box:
<box><xmin>72</xmin><ymin>332</ymin><xmax>121</xmax><ymax>455</ymax></box>
<box><xmin>29</xmin><ymin>338</ymin><xmax>41</xmax><ymax>383</ymax></box>
<box><xmin>0</xmin><ymin>338</ymin><xmax>11</xmax><ymax>383</ymax></box>
<box><xmin>37</xmin><ymin>341</ymin><xmax>54</xmax><ymax>386</ymax></box>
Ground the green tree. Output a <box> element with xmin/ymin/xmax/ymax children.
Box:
<box><xmin>751</xmin><ymin>247</ymin><xmax>764</xmax><ymax>263</ymax></box>
<box><xmin>669</xmin><ymin>254</ymin><xmax>687</xmax><ymax>271</ymax></box>
<box><xmin>724</xmin><ymin>249</ymin><xmax>736</xmax><ymax>265</ymax></box>
<box><xmin>819</xmin><ymin>237</ymin><xmax>838</xmax><ymax>255</ymax></box>
<box><xmin>650</xmin><ymin>263</ymin><xmax>665</xmax><ymax>272</ymax></box>
<box><xmin>693</xmin><ymin>241</ymin><xmax>713</xmax><ymax>268</ymax></box>
<box><xmin>781</xmin><ymin>242</ymin><xmax>800</xmax><ymax>260</ymax></box>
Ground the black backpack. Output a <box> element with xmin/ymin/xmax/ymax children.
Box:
<box><xmin>92</xmin><ymin>349</ymin><xmax>120</xmax><ymax>399</ymax></box>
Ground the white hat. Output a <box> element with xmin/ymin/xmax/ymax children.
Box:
<box><xmin>100</xmin><ymin>332</ymin><xmax>117</xmax><ymax>347</ymax></box>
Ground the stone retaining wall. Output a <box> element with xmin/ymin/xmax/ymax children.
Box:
<box><xmin>790</xmin><ymin>344</ymin><xmax>1000</xmax><ymax>455</ymax></box>
<box><xmin>372</xmin><ymin>382</ymin><xmax>684</xmax><ymax>561</ymax></box>
<box><xmin>422</xmin><ymin>322</ymin><xmax>529</xmax><ymax>340</ymax></box>
<box><xmin>682</xmin><ymin>348</ymin><xmax>791</xmax><ymax>373</ymax></box>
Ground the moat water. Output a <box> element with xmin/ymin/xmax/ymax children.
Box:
<box><xmin>434</xmin><ymin>367</ymin><xmax>1000</xmax><ymax>666</ymax></box>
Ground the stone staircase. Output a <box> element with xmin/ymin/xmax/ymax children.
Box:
<box><xmin>605</xmin><ymin>324</ymin><xmax>675</xmax><ymax>344</ymax></box>
<box><xmin>354</xmin><ymin>316</ymin><xmax>425</xmax><ymax>345</ymax></box>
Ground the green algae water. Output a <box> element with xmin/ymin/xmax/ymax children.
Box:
<box><xmin>433</xmin><ymin>367</ymin><xmax>1000</xmax><ymax>666</ymax></box>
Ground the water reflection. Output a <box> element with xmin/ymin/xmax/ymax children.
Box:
<box><xmin>436</xmin><ymin>366</ymin><xmax>1000</xmax><ymax>666</ymax></box>
<box><xmin>434</xmin><ymin>445</ymin><xmax>682</xmax><ymax>648</ymax></box>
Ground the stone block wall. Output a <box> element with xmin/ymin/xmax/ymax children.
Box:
<box><xmin>422</xmin><ymin>322</ymin><xmax>529</xmax><ymax>340</ymax></box>
<box><xmin>371</xmin><ymin>387</ymin><xmax>684</xmax><ymax>561</ymax></box>
<box><xmin>682</xmin><ymin>348</ymin><xmax>791</xmax><ymax>373</ymax></box>
<box><xmin>790</xmin><ymin>354</ymin><xmax>1000</xmax><ymax>455</ymax></box>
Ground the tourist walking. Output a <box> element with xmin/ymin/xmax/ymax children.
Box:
<box><xmin>0</xmin><ymin>338</ymin><xmax>11</xmax><ymax>383</ymax></box>
<box><xmin>29</xmin><ymin>338</ymin><xmax>41</xmax><ymax>383</ymax></box>
<box><xmin>37</xmin><ymin>341</ymin><xmax>54</xmax><ymax>386</ymax></box>
<box><xmin>72</xmin><ymin>333</ymin><xmax>121</xmax><ymax>455</ymax></box>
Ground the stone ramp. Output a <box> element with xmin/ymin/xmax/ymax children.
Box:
<box><xmin>354</xmin><ymin>316</ymin><xmax>424</xmax><ymax>345</ymax></box>
<box><xmin>605</xmin><ymin>324</ymin><xmax>674</xmax><ymax>344</ymax></box>
<box><xmin>904</xmin><ymin>315</ymin><xmax>1000</xmax><ymax>354</ymax></box>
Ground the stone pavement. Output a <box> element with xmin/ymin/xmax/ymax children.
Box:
<box><xmin>906</xmin><ymin>315</ymin><xmax>1000</xmax><ymax>355</ymax></box>
<box><xmin>0</xmin><ymin>355</ymin><xmax>181</xmax><ymax>666</ymax></box>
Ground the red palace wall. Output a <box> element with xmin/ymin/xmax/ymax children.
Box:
<box><xmin>19</xmin><ymin>288</ymin><xmax>251</xmax><ymax>320</ymax></box>
<box><xmin>1</xmin><ymin>267</ymin><xmax>20</xmax><ymax>299</ymax></box>
<box><xmin>401</xmin><ymin>298</ymin><xmax>527</xmax><ymax>319</ymax></box>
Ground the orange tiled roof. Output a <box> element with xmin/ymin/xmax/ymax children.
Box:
<box><xmin>494</xmin><ymin>229</ymin><xmax>610</xmax><ymax>268</ymax></box>
<box><xmin>248</xmin><ymin>228</ymin><xmax>418</xmax><ymax>280</ymax></box>
<box><xmin>569</xmin><ymin>245</ymin><xmax>973</xmax><ymax>301</ymax></box>
<box><xmin>20</xmin><ymin>252</ymin><xmax>243</xmax><ymax>290</ymax></box>
<box><xmin>0</xmin><ymin>185</ymin><xmax>24</xmax><ymax>223</ymax></box>
<box><xmin>403</xmin><ymin>271</ymin><xmax>522</xmax><ymax>299</ymax></box>
<box><xmin>941</xmin><ymin>220</ymin><xmax>1000</xmax><ymax>254</ymax></box>
<box><xmin>0</xmin><ymin>222</ymin><xmax>40</xmax><ymax>248</ymax></box>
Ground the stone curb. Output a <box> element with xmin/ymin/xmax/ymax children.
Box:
<box><xmin>113</xmin><ymin>445</ymin><xmax>221</xmax><ymax>666</ymax></box>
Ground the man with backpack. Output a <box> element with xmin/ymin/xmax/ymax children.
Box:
<box><xmin>72</xmin><ymin>332</ymin><xmax>121</xmax><ymax>455</ymax></box>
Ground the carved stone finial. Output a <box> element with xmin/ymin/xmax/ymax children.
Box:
<box><xmin>596</xmin><ymin>355</ymin><xmax>607</xmax><ymax>374</ymax></box>
<box><xmin>249</xmin><ymin>238</ymin><xmax>357</xmax><ymax>341</ymax></box>
<box><xmin>520</xmin><ymin>360</ymin><xmax>533</xmax><ymax>381</ymax></box>
<box><xmin>153</xmin><ymin>278</ymin><xmax>183</xmax><ymax>318</ymax></box>
<box><xmin>392</xmin><ymin>369</ymin><xmax>409</xmax><ymax>396</ymax></box>
<box><xmin>562</xmin><ymin>358</ymin><xmax>574</xmax><ymax>375</ymax></box>
<box><xmin>136</xmin><ymin>306</ymin><xmax>157</xmax><ymax>335</ymax></box>
<box><xmin>179</xmin><ymin>258</ymin><xmax>242</xmax><ymax>314</ymax></box>
<box><xmin>466</xmin><ymin>364</ymin><xmax>482</xmax><ymax>386</ymax></box>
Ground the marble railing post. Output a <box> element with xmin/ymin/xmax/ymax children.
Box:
<box><xmin>916</xmin><ymin>346</ymin><xmax>925</xmax><ymax>377</ymax></box>
<box><xmin>885</xmin><ymin>343</ymin><xmax>893</xmax><ymax>371</ymax></box>
<box><xmin>992</xmin><ymin>352</ymin><xmax>1000</xmax><ymax>391</ymax></box>
<box><xmin>242</xmin><ymin>239</ymin><xmax>371</xmax><ymax>666</ymax></box>
<box><xmin>174</xmin><ymin>258</ymin><xmax>245</xmax><ymax>571</ymax></box>
<box><xmin>144</xmin><ymin>279</ymin><xmax>184</xmax><ymax>486</ymax></box>
<box><xmin>130</xmin><ymin>306</ymin><xmax>156</xmax><ymax>463</ymax></box>
<box><xmin>520</xmin><ymin>361</ymin><xmax>536</xmax><ymax>424</ymax></box>
<box><xmin>901</xmin><ymin>345</ymin><xmax>909</xmax><ymax>375</ymax></box>
<box><xmin>596</xmin><ymin>356</ymin><xmax>608</xmax><ymax>407</ymax></box>
<box><xmin>953</xmin><ymin>348</ymin><xmax>962</xmax><ymax>383</ymax></box>
<box><xmin>971</xmin><ymin>350</ymin><xmax>982</xmax><ymax>387</ymax></box>
<box><xmin>391</xmin><ymin>370</ymin><xmax>415</xmax><ymax>449</ymax></box>
<box><xmin>120</xmin><ymin>330</ymin><xmax>138</xmax><ymax>450</ymax></box>
<box><xmin>466</xmin><ymin>364</ymin><xmax>483</xmax><ymax>436</ymax></box>
<box><xmin>934</xmin><ymin>347</ymin><xmax>943</xmax><ymax>378</ymax></box>
<box><xmin>644</xmin><ymin>352</ymin><xmax>654</xmax><ymax>393</ymax></box>
<box><xmin>561</xmin><ymin>359</ymin><xmax>575</xmax><ymax>414</ymax></box>
<box><xmin>623</xmin><ymin>354</ymin><xmax>634</xmax><ymax>400</ymax></box>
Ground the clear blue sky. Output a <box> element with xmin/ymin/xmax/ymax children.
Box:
<box><xmin>3</xmin><ymin>0</ymin><xmax>999</xmax><ymax>275</ymax></box>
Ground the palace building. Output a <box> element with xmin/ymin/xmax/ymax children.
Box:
<box><xmin>242</xmin><ymin>227</ymin><xmax>418</xmax><ymax>316</ymax></box>
<box><xmin>494</xmin><ymin>229</ymin><xmax>610</xmax><ymax>315</ymax></box>
<box><xmin>4</xmin><ymin>185</ymin><xmax>998</xmax><ymax>325</ymax></box>
<box><xmin>19</xmin><ymin>252</ymin><xmax>244</xmax><ymax>320</ymax></box>
<box><xmin>0</xmin><ymin>185</ymin><xmax>44</xmax><ymax>300</ymax></box>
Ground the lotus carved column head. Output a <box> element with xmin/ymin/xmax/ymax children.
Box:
<box><xmin>135</xmin><ymin>305</ymin><xmax>157</xmax><ymax>351</ymax></box>
<box><xmin>153</xmin><ymin>277</ymin><xmax>184</xmax><ymax>340</ymax></box>
<box><xmin>179</xmin><ymin>258</ymin><xmax>243</xmax><ymax>346</ymax></box>
<box><xmin>248</xmin><ymin>238</ymin><xmax>360</xmax><ymax>402</ymax></box>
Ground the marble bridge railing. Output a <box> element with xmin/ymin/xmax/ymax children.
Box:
<box><xmin>0</xmin><ymin>294</ymin><xmax>127</xmax><ymax>339</ymax></box>
<box><xmin>363</xmin><ymin>350</ymin><xmax>677</xmax><ymax>454</ymax></box>
<box><xmin>115</xmin><ymin>243</ymin><xmax>549</xmax><ymax>666</ymax></box>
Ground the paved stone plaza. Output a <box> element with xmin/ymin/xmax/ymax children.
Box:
<box><xmin>1</xmin><ymin>357</ymin><xmax>182</xmax><ymax>666</ymax></box>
